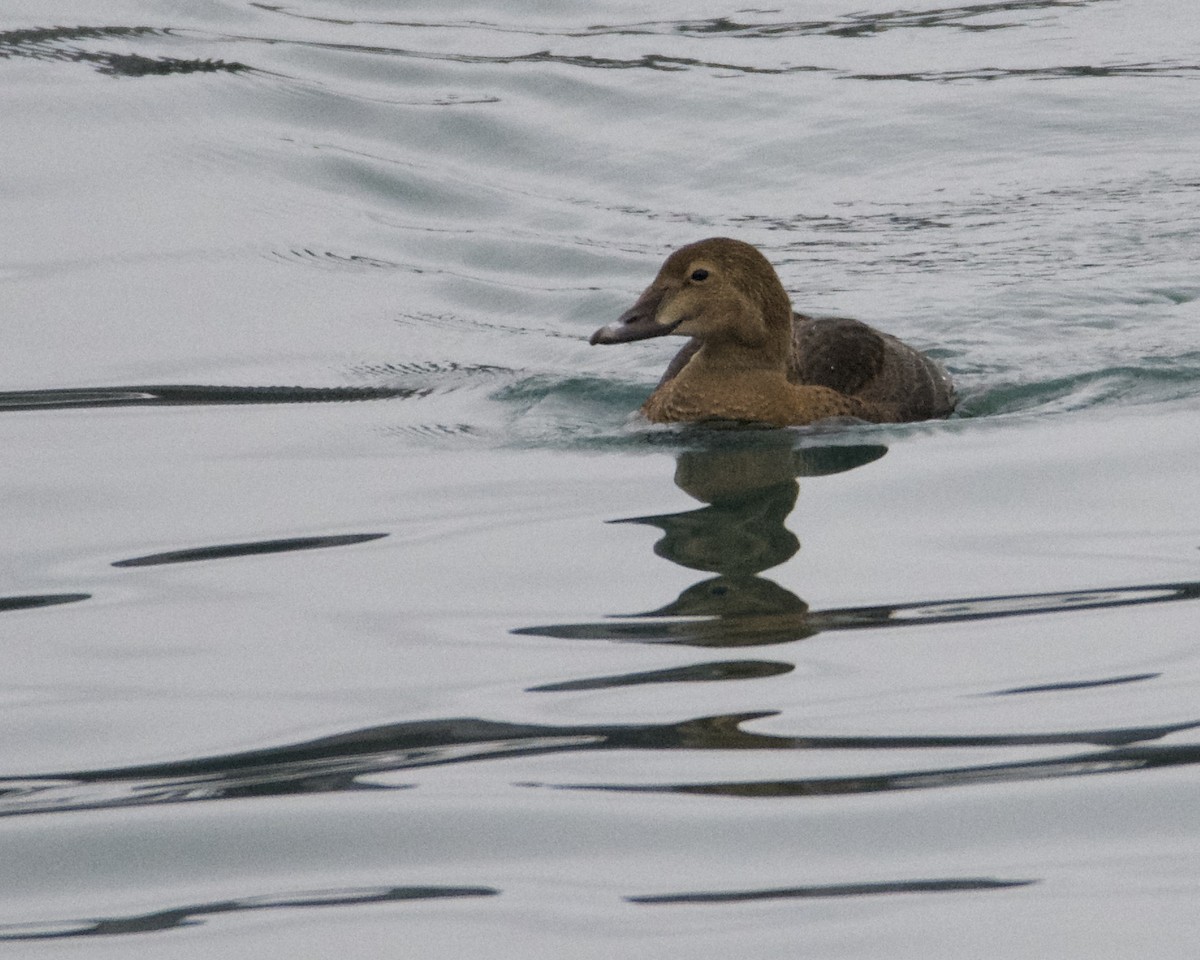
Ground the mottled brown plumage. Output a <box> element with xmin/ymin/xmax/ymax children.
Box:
<box><xmin>590</xmin><ymin>238</ymin><xmax>956</xmax><ymax>426</ymax></box>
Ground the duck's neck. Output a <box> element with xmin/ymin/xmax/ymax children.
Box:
<box><xmin>685</xmin><ymin>327</ymin><xmax>791</xmax><ymax>378</ymax></box>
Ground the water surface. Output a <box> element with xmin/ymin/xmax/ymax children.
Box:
<box><xmin>2</xmin><ymin>1</ymin><xmax>1199</xmax><ymax>957</ymax></box>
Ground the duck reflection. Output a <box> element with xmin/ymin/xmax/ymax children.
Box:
<box><xmin>518</xmin><ymin>434</ymin><xmax>885</xmax><ymax>651</ymax></box>
<box><xmin>632</xmin><ymin>439</ymin><xmax>885</xmax><ymax>578</ymax></box>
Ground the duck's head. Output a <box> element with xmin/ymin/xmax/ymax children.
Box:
<box><xmin>590</xmin><ymin>237</ymin><xmax>793</xmax><ymax>359</ymax></box>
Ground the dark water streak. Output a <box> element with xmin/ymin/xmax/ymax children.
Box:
<box><xmin>2</xmin><ymin>710</ymin><xmax>1195</xmax><ymax>819</ymax></box>
<box><xmin>0</xmin><ymin>384</ymin><xmax>416</xmax><ymax>411</ymax></box>
<box><xmin>112</xmin><ymin>533</ymin><xmax>388</xmax><ymax>568</ymax></box>
<box><xmin>518</xmin><ymin>580</ymin><xmax>1200</xmax><ymax>647</ymax></box>
<box><xmin>0</xmin><ymin>885</ymin><xmax>498</xmax><ymax>941</ymax></box>
<box><xmin>0</xmin><ymin>25</ymin><xmax>247</xmax><ymax>76</ymax></box>
<box><xmin>628</xmin><ymin>876</ymin><xmax>1036</xmax><ymax>905</ymax></box>
<box><xmin>0</xmin><ymin>593</ymin><xmax>90</xmax><ymax>612</ymax></box>
<box><xmin>246</xmin><ymin>0</ymin><xmax>1114</xmax><ymax>40</ymax></box>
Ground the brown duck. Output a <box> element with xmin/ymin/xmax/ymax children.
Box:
<box><xmin>590</xmin><ymin>237</ymin><xmax>955</xmax><ymax>426</ymax></box>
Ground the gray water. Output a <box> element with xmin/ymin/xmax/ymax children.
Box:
<box><xmin>2</xmin><ymin>1</ymin><xmax>1199</xmax><ymax>957</ymax></box>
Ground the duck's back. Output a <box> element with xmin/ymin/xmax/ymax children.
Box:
<box><xmin>789</xmin><ymin>314</ymin><xmax>955</xmax><ymax>421</ymax></box>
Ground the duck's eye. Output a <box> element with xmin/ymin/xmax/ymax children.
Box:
<box><xmin>690</xmin><ymin>269</ymin><xmax>709</xmax><ymax>282</ymax></box>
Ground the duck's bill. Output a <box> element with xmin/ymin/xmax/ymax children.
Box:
<box><xmin>589</xmin><ymin>302</ymin><xmax>680</xmax><ymax>345</ymax></box>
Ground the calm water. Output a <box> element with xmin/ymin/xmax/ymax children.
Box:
<box><xmin>3</xmin><ymin>1</ymin><xmax>1199</xmax><ymax>956</ymax></box>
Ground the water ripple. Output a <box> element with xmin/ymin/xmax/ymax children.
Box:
<box><xmin>1</xmin><ymin>711</ymin><xmax>1193</xmax><ymax>819</ymax></box>
<box><xmin>0</xmin><ymin>384</ymin><xmax>416</xmax><ymax>412</ymax></box>
<box><xmin>0</xmin><ymin>25</ymin><xmax>249</xmax><ymax>76</ymax></box>
<box><xmin>0</xmin><ymin>885</ymin><xmax>497</xmax><ymax>941</ymax></box>
<box><xmin>849</xmin><ymin>61</ymin><xmax>1200</xmax><ymax>82</ymax></box>
<box><xmin>629</xmin><ymin>876</ymin><xmax>1035</xmax><ymax>905</ymax></box>
<box><xmin>248</xmin><ymin>1</ymin><xmax>1111</xmax><ymax>40</ymax></box>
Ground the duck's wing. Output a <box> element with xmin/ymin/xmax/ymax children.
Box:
<box><xmin>789</xmin><ymin>314</ymin><xmax>956</xmax><ymax>421</ymax></box>
<box><xmin>789</xmin><ymin>314</ymin><xmax>886</xmax><ymax>396</ymax></box>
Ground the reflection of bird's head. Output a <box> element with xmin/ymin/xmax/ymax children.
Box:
<box><xmin>646</xmin><ymin>576</ymin><xmax>810</xmax><ymax>619</ymax></box>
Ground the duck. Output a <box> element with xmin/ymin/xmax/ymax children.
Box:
<box><xmin>589</xmin><ymin>237</ymin><xmax>956</xmax><ymax>426</ymax></box>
